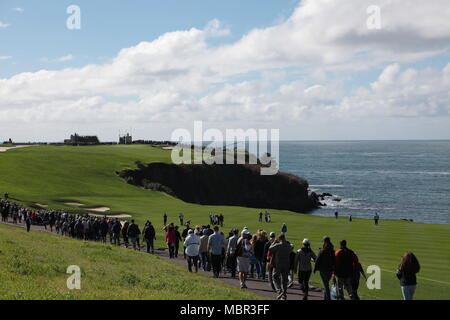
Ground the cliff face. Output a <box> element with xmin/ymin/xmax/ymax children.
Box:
<box><xmin>119</xmin><ymin>163</ymin><xmax>315</xmax><ymax>213</ymax></box>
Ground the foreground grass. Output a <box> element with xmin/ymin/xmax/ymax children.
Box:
<box><xmin>0</xmin><ymin>223</ymin><xmax>259</xmax><ymax>300</ymax></box>
<box><xmin>0</xmin><ymin>145</ymin><xmax>449</xmax><ymax>300</ymax></box>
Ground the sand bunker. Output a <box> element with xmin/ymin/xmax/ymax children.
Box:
<box><xmin>0</xmin><ymin>145</ymin><xmax>36</xmax><ymax>153</ymax></box>
<box><xmin>35</xmin><ymin>203</ymin><xmax>48</xmax><ymax>208</ymax></box>
<box><xmin>87</xmin><ymin>207</ymin><xmax>110</xmax><ymax>212</ymax></box>
<box><xmin>89</xmin><ymin>213</ymin><xmax>132</xmax><ymax>219</ymax></box>
<box><xmin>64</xmin><ymin>202</ymin><xmax>84</xmax><ymax>207</ymax></box>
<box><xmin>162</xmin><ymin>146</ymin><xmax>174</xmax><ymax>150</ymax></box>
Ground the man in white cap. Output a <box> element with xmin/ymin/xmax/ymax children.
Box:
<box><xmin>236</xmin><ymin>229</ymin><xmax>252</xmax><ymax>289</ymax></box>
<box><xmin>184</xmin><ymin>229</ymin><xmax>201</xmax><ymax>272</ymax></box>
<box><xmin>294</xmin><ymin>238</ymin><xmax>317</xmax><ymax>300</ymax></box>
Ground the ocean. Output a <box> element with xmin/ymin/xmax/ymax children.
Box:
<box><xmin>279</xmin><ymin>140</ymin><xmax>450</xmax><ymax>225</ymax></box>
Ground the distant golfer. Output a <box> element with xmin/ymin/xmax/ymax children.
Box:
<box><xmin>374</xmin><ymin>213</ymin><xmax>379</xmax><ymax>225</ymax></box>
<box><xmin>163</xmin><ymin>213</ymin><xmax>167</xmax><ymax>226</ymax></box>
<box><xmin>281</xmin><ymin>223</ymin><xmax>287</xmax><ymax>234</ymax></box>
<box><xmin>335</xmin><ymin>211</ymin><xmax>338</xmax><ymax>219</ymax></box>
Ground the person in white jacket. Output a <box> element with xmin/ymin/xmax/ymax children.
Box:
<box><xmin>184</xmin><ymin>229</ymin><xmax>201</xmax><ymax>272</ymax></box>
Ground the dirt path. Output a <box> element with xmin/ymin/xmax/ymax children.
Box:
<box><xmin>0</xmin><ymin>220</ymin><xmax>325</xmax><ymax>300</ymax></box>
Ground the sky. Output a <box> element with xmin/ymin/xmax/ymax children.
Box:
<box><xmin>0</xmin><ymin>0</ymin><xmax>449</xmax><ymax>142</ymax></box>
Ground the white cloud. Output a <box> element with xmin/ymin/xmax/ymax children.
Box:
<box><xmin>0</xmin><ymin>21</ymin><xmax>11</xmax><ymax>28</ymax></box>
<box><xmin>13</xmin><ymin>7</ymin><xmax>24</xmax><ymax>13</ymax></box>
<box><xmin>0</xmin><ymin>56</ymin><xmax>12</xmax><ymax>60</ymax></box>
<box><xmin>0</xmin><ymin>0</ymin><xmax>449</xmax><ymax>140</ymax></box>
<box><xmin>40</xmin><ymin>54</ymin><xmax>75</xmax><ymax>62</ymax></box>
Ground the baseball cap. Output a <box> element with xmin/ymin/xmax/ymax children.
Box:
<box><xmin>302</xmin><ymin>238</ymin><xmax>310</xmax><ymax>245</ymax></box>
<box><xmin>270</xmin><ymin>232</ymin><xmax>276</xmax><ymax>238</ymax></box>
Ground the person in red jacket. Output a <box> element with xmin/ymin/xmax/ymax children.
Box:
<box><xmin>165</xmin><ymin>223</ymin><xmax>176</xmax><ymax>258</ymax></box>
<box><xmin>334</xmin><ymin>240</ymin><xmax>358</xmax><ymax>300</ymax></box>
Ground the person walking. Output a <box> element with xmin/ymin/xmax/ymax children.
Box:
<box><xmin>396</xmin><ymin>252</ymin><xmax>420</xmax><ymax>300</ymax></box>
<box><xmin>122</xmin><ymin>221</ymin><xmax>129</xmax><ymax>248</ymax></box>
<box><xmin>335</xmin><ymin>211</ymin><xmax>339</xmax><ymax>219</ymax></box>
<box><xmin>226</xmin><ymin>228</ymin><xmax>239</xmax><ymax>278</ymax></box>
<box><xmin>184</xmin><ymin>229</ymin><xmax>201</xmax><ymax>272</ymax></box>
<box><xmin>128</xmin><ymin>220</ymin><xmax>141</xmax><ymax>251</ymax></box>
<box><xmin>259</xmin><ymin>212</ymin><xmax>263</xmax><ymax>222</ymax></box>
<box><xmin>112</xmin><ymin>218</ymin><xmax>122</xmax><ymax>246</ymax></box>
<box><xmin>166</xmin><ymin>224</ymin><xmax>176</xmax><ymax>258</ymax></box>
<box><xmin>335</xmin><ymin>240</ymin><xmax>358</xmax><ymax>300</ymax></box>
<box><xmin>208</xmin><ymin>226</ymin><xmax>227</xmax><ymax>278</ymax></box>
<box><xmin>374</xmin><ymin>213</ymin><xmax>380</xmax><ymax>225</ymax></box>
<box><xmin>163</xmin><ymin>213</ymin><xmax>167</xmax><ymax>226</ymax></box>
<box><xmin>264</xmin><ymin>232</ymin><xmax>277</xmax><ymax>291</ymax></box>
<box><xmin>143</xmin><ymin>221</ymin><xmax>156</xmax><ymax>254</ymax></box>
<box><xmin>254</xmin><ymin>230</ymin><xmax>268</xmax><ymax>280</ymax></box>
<box><xmin>174</xmin><ymin>226</ymin><xmax>182</xmax><ymax>258</ymax></box>
<box><xmin>236</xmin><ymin>229</ymin><xmax>252</xmax><ymax>289</ymax></box>
<box><xmin>199</xmin><ymin>229</ymin><xmax>210</xmax><ymax>271</ymax></box>
<box><xmin>294</xmin><ymin>239</ymin><xmax>317</xmax><ymax>300</ymax></box>
<box><xmin>352</xmin><ymin>259</ymin><xmax>366</xmax><ymax>300</ymax></box>
<box><xmin>314</xmin><ymin>236</ymin><xmax>336</xmax><ymax>300</ymax></box>
<box><xmin>269</xmin><ymin>234</ymin><xmax>292</xmax><ymax>300</ymax></box>
<box><xmin>25</xmin><ymin>214</ymin><xmax>32</xmax><ymax>232</ymax></box>
<box><xmin>179</xmin><ymin>213</ymin><xmax>184</xmax><ymax>226</ymax></box>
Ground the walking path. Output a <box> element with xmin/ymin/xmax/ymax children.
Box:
<box><xmin>0</xmin><ymin>220</ymin><xmax>325</xmax><ymax>300</ymax></box>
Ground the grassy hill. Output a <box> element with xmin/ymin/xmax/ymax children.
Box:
<box><xmin>0</xmin><ymin>223</ymin><xmax>259</xmax><ymax>300</ymax></box>
<box><xmin>0</xmin><ymin>145</ymin><xmax>449</xmax><ymax>300</ymax></box>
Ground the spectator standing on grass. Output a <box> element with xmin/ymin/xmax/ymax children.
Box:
<box><xmin>254</xmin><ymin>230</ymin><xmax>268</xmax><ymax>280</ymax></box>
<box><xmin>259</xmin><ymin>212</ymin><xmax>263</xmax><ymax>222</ymax></box>
<box><xmin>208</xmin><ymin>226</ymin><xmax>227</xmax><ymax>278</ymax></box>
<box><xmin>184</xmin><ymin>229</ymin><xmax>200</xmax><ymax>273</ymax></box>
<box><xmin>269</xmin><ymin>234</ymin><xmax>292</xmax><ymax>300</ymax></box>
<box><xmin>374</xmin><ymin>213</ymin><xmax>380</xmax><ymax>225</ymax></box>
<box><xmin>314</xmin><ymin>236</ymin><xmax>336</xmax><ymax>300</ymax></box>
<box><xmin>294</xmin><ymin>239</ymin><xmax>317</xmax><ymax>300</ymax></box>
<box><xmin>281</xmin><ymin>223</ymin><xmax>287</xmax><ymax>235</ymax></box>
<box><xmin>335</xmin><ymin>211</ymin><xmax>339</xmax><ymax>219</ymax></box>
<box><xmin>128</xmin><ymin>220</ymin><xmax>141</xmax><ymax>251</ymax></box>
<box><xmin>163</xmin><ymin>213</ymin><xmax>167</xmax><ymax>226</ymax></box>
<box><xmin>181</xmin><ymin>224</ymin><xmax>190</xmax><ymax>259</ymax></box>
<box><xmin>396</xmin><ymin>252</ymin><xmax>420</xmax><ymax>300</ymax></box>
<box><xmin>335</xmin><ymin>240</ymin><xmax>358</xmax><ymax>300</ymax></box>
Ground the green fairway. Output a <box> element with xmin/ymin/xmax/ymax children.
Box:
<box><xmin>0</xmin><ymin>145</ymin><xmax>449</xmax><ymax>300</ymax></box>
<box><xmin>0</xmin><ymin>223</ymin><xmax>259</xmax><ymax>300</ymax></box>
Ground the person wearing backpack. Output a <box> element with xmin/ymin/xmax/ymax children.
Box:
<box><xmin>294</xmin><ymin>239</ymin><xmax>317</xmax><ymax>300</ymax></box>
<box><xmin>143</xmin><ymin>221</ymin><xmax>156</xmax><ymax>254</ymax></box>
<box><xmin>128</xmin><ymin>220</ymin><xmax>141</xmax><ymax>251</ymax></box>
<box><xmin>269</xmin><ymin>234</ymin><xmax>292</xmax><ymax>300</ymax></box>
<box><xmin>396</xmin><ymin>252</ymin><xmax>420</xmax><ymax>300</ymax></box>
<box><xmin>236</xmin><ymin>229</ymin><xmax>252</xmax><ymax>289</ymax></box>
<box><xmin>334</xmin><ymin>240</ymin><xmax>358</xmax><ymax>300</ymax></box>
<box><xmin>314</xmin><ymin>236</ymin><xmax>336</xmax><ymax>300</ymax></box>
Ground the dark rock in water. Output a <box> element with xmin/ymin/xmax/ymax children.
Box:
<box><xmin>332</xmin><ymin>198</ymin><xmax>342</xmax><ymax>202</ymax></box>
<box><xmin>322</xmin><ymin>193</ymin><xmax>333</xmax><ymax>197</ymax></box>
<box><xmin>119</xmin><ymin>163</ymin><xmax>315</xmax><ymax>213</ymax></box>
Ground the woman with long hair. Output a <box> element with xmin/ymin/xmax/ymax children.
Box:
<box><xmin>396</xmin><ymin>252</ymin><xmax>420</xmax><ymax>300</ymax></box>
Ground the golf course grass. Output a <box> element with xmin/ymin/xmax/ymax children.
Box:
<box><xmin>0</xmin><ymin>223</ymin><xmax>259</xmax><ymax>300</ymax></box>
<box><xmin>0</xmin><ymin>144</ymin><xmax>449</xmax><ymax>300</ymax></box>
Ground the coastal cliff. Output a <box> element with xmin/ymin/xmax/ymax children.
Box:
<box><xmin>119</xmin><ymin>162</ymin><xmax>318</xmax><ymax>213</ymax></box>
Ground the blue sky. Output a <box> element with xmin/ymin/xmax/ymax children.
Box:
<box><xmin>0</xmin><ymin>0</ymin><xmax>449</xmax><ymax>141</ymax></box>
